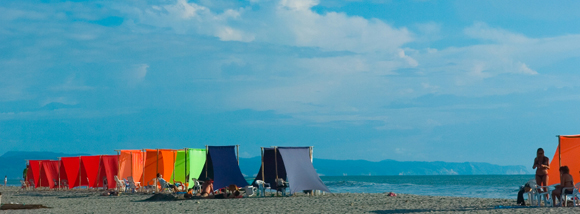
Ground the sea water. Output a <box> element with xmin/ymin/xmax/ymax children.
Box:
<box><xmin>322</xmin><ymin>175</ymin><xmax>534</xmax><ymax>199</ymax></box>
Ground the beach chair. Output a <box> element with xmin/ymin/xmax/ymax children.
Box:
<box><xmin>126</xmin><ymin>176</ymin><xmax>140</xmax><ymax>193</ymax></box>
<box><xmin>190</xmin><ymin>178</ymin><xmax>202</xmax><ymax>193</ymax></box>
<box><xmin>53</xmin><ymin>179</ymin><xmax>61</xmax><ymax>190</ymax></box>
<box><xmin>28</xmin><ymin>179</ymin><xmax>35</xmax><ymax>189</ymax></box>
<box><xmin>244</xmin><ymin>185</ymin><xmax>257</xmax><ymax>197</ymax></box>
<box><xmin>144</xmin><ymin>178</ymin><xmax>158</xmax><ymax>193</ymax></box>
<box><xmin>536</xmin><ymin>183</ymin><xmax>558</xmax><ymax>207</ymax></box>
<box><xmin>114</xmin><ymin>176</ymin><xmax>126</xmax><ymax>192</ymax></box>
<box><xmin>254</xmin><ymin>180</ymin><xmax>271</xmax><ymax>197</ymax></box>
<box><xmin>60</xmin><ymin>180</ymin><xmax>69</xmax><ymax>190</ymax></box>
<box><xmin>560</xmin><ymin>182</ymin><xmax>580</xmax><ymax>207</ymax></box>
<box><xmin>525</xmin><ymin>180</ymin><xmax>539</xmax><ymax>206</ymax></box>
<box><xmin>20</xmin><ymin>180</ymin><xmax>29</xmax><ymax>190</ymax></box>
<box><xmin>157</xmin><ymin>178</ymin><xmax>173</xmax><ymax>193</ymax></box>
<box><xmin>275</xmin><ymin>178</ymin><xmax>289</xmax><ymax>196</ymax></box>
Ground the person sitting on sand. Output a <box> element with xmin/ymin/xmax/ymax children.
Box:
<box><xmin>533</xmin><ymin>148</ymin><xmax>549</xmax><ymax>194</ymax></box>
<box><xmin>196</xmin><ymin>178</ymin><xmax>214</xmax><ymax>197</ymax></box>
<box><xmin>552</xmin><ymin>166</ymin><xmax>574</xmax><ymax>206</ymax></box>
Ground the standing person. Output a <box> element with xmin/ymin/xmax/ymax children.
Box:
<box><xmin>4</xmin><ymin>175</ymin><xmax>7</xmax><ymax>186</ymax></box>
<box><xmin>552</xmin><ymin>166</ymin><xmax>574</xmax><ymax>206</ymax></box>
<box><xmin>533</xmin><ymin>148</ymin><xmax>549</xmax><ymax>193</ymax></box>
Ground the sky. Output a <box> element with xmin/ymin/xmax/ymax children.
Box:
<box><xmin>1</xmin><ymin>0</ymin><xmax>580</xmax><ymax>166</ymax></box>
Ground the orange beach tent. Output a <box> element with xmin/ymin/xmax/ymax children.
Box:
<box><xmin>119</xmin><ymin>150</ymin><xmax>145</xmax><ymax>183</ymax></box>
<box><xmin>143</xmin><ymin>149</ymin><xmax>176</xmax><ymax>187</ymax></box>
<box><xmin>548</xmin><ymin>135</ymin><xmax>580</xmax><ymax>185</ymax></box>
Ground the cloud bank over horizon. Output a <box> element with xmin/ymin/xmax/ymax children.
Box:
<box><xmin>2</xmin><ymin>0</ymin><xmax>580</xmax><ymax>165</ymax></box>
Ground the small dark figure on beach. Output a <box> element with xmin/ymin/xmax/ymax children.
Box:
<box><xmin>533</xmin><ymin>148</ymin><xmax>549</xmax><ymax>193</ymax></box>
<box><xmin>4</xmin><ymin>176</ymin><xmax>7</xmax><ymax>186</ymax></box>
<box><xmin>552</xmin><ymin>166</ymin><xmax>574</xmax><ymax>206</ymax></box>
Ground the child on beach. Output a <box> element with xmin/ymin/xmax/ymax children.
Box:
<box><xmin>551</xmin><ymin>166</ymin><xmax>574</xmax><ymax>206</ymax></box>
<box><xmin>532</xmin><ymin>148</ymin><xmax>549</xmax><ymax>194</ymax></box>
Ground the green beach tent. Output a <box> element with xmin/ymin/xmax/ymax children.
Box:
<box><xmin>171</xmin><ymin>148</ymin><xmax>206</xmax><ymax>187</ymax></box>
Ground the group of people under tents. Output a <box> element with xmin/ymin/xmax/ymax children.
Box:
<box><xmin>22</xmin><ymin>146</ymin><xmax>330</xmax><ymax>197</ymax></box>
<box><xmin>524</xmin><ymin>135</ymin><xmax>580</xmax><ymax>207</ymax></box>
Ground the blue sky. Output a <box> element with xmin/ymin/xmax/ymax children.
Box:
<box><xmin>2</xmin><ymin>0</ymin><xmax>580</xmax><ymax>166</ymax></box>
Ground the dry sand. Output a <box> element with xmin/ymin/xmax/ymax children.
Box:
<box><xmin>1</xmin><ymin>186</ymin><xmax>579</xmax><ymax>213</ymax></box>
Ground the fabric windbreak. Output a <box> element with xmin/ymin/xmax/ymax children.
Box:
<box><xmin>27</xmin><ymin>160</ymin><xmax>44</xmax><ymax>188</ymax></box>
<box><xmin>278</xmin><ymin>147</ymin><xmax>330</xmax><ymax>194</ymax></box>
<box><xmin>187</xmin><ymin>149</ymin><xmax>206</xmax><ymax>181</ymax></box>
<box><xmin>159</xmin><ymin>150</ymin><xmax>176</xmax><ymax>182</ymax></box>
<box><xmin>253</xmin><ymin>148</ymin><xmax>287</xmax><ymax>189</ymax></box>
<box><xmin>172</xmin><ymin>149</ymin><xmax>207</xmax><ymax>187</ymax></box>
<box><xmin>79</xmin><ymin>156</ymin><xmax>101</xmax><ymax>187</ymax></box>
<box><xmin>40</xmin><ymin>160</ymin><xmax>61</xmax><ymax>189</ymax></box>
<box><xmin>96</xmin><ymin>155</ymin><xmax>118</xmax><ymax>189</ymax></box>
<box><xmin>119</xmin><ymin>150</ymin><xmax>145</xmax><ymax>182</ymax></box>
<box><xmin>172</xmin><ymin>150</ymin><xmax>187</xmax><ymax>183</ymax></box>
<box><xmin>548</xmin><ymin>135</ymin><xmax>580</xmax><ymax>185</ymax></box>
<box><xmin>60</xmin><ymin>157</ymin><xmax>80</xmax><ymax>189</ymax></box>
<box><xmin>208</xmin><ymin>146</ymin><xmax>248</xmax><ymax>189</ymax></box>
<box><xmin>143</xmin><ymin>149</ymin><xmax>159</xmax><ymax>187</ymax></box>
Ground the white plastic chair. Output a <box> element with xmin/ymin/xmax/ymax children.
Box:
<box><xmin>255</xmin><ymin>180</ymin><xmax>271</xmax><ymax>197</ymax></box>
<box><xmin>126</xmin><ymin>176</ymin><xmax>140</xmax><ymax>192</ymax></box>
<box><xmin>536</xmin><ymin>183</ymin><xmax>558</xmax><ymax>207</ymax></box>
<box><xmin>561</xmin><ymin>182</ymin><xmax>580</xmax><ymax>207</ymax></box>
<box><xmin>525</xmin><ymin>180</ymin><xmax>539</xmax><ymax>206</ymax></box>
<box><xmin>114</xmin><ymin>176</ymin><xmax>126</xmax><ymax>192</ymax></box>
<box><xmin>244</xmin><ymin>185</ymin><xmax>257</xmax><ymax>197</ymax></box>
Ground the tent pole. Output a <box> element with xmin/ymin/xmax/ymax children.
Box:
<box><xmin>274</xmin><ymin>147</ymin><xmax>278</xmax><ymax>180</ymax></box>
<box><xmin>142</xmin><ymin>150</ymin><xmax>146</xmax><ymax>192</ymax></box>
<box><xmin>205</xmin><ymin>145</ymin><xmax>208</xmax><ymax>179</ymax></box>
<box><xmin>236</xmin><ymin>145</ymin><xmax>240</xmax><ymax>165</ymax></box>
<box><xmin>39</xmin><ymin>161</ymin><xmax>42</xmax><ymax>189</ymax></box>
<box><xmin>58</xmin><ymin>158</ymin><xmax>61</xmax><ymax>191</ymax></box>
<box><xmin>173</xmin><ymin>150</ymin><xmax>176</xmax><ymax>184</ymax></box>
<box><xmin>184</xmin><ymin>148</ymin><xmax>187</xmax><ymax>187</ymax></box>
<box><xmin>79</xmin><ymin>156</ymin><xmax>82</xmax><ymax>189</ymax></box>
<box><xmin>117</xmin><ymin>151</ymin><xmax>121</xmax><ymax>184</ymax></box>
<box><xmin>95</xmin><ymin>155</ymin><xmax>102</xmax><ymax>190</ymax></box>
<box><xmin>558</xmin><ymin>135</ymin><xmax>561</xmax><ymax>168</ymax></box>
<box><xmin>310</xmin><ymin>146</ymin><xmax>313</xmax><ymax>163</ymax></box>
<box><xmin>130</xmin><ymin>151</ymin><xmax>133</xmax><ymax>181</ymax></box>
<box><xmin>156</xmin><ymin>149</ymin><xmax>159</xmax><ymax>191</ymax></box>
<box><xmin>261</xmin><ymin>147</ymin><xmax>264</xmax><ymax>183</ymax></box>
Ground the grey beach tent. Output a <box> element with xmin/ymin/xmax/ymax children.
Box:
<box><xmin>253</xmin><ymin>147</ymin><xmax>330</xmax><ymax>194</ymax></box>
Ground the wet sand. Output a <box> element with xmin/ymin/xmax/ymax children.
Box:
<box><xmin>1</xmin><ymin>186</ymin><xmax>579</xmax><ymax>213</ymax></box>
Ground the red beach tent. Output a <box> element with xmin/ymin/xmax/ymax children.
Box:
<box><xmin>27</xmin><ymin>160</ymin><xmax>47</xmax><ymax>188</ymax></box>
<box><xmin>59</xmin><ymin>157</ymin><xmax>80</xmax><ymax>189</ymax></box>
<box><xmin>79</xmin><ymin>156</ymin><xmax>101</xmax><ymax>188</ymax></box>
<box><xmin>39</xmin><ymin>160</ymin><xmax>61</xmax><ymax>189</ymax></box>
<box><xmin>96</xmin><ymin>155</ymin><xmax>119</xmax><ymax>189</ymax></box>
<box><xmin>548</xmin><ymin>135</ymin><xmax>580</xmax><ymax>185</ymax></box>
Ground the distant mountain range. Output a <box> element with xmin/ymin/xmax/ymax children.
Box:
<box><xmin>239</xmin><ymin>157</ymin><xmax>532</xmax><ymax>177</ymax></box>
<box><xmin>0</xmin><ymin>151</ymin><xmax>531</xmax><ymax>179</ymax></box>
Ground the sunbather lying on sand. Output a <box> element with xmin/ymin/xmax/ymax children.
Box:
<box><xmin>101</xmin><ymin>190</ymin><xmax>120</xmax><ymax>196</ymax></box>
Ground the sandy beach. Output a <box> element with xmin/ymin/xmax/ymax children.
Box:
<box><xmin>1</xmin><ymin>186</ymin><xmax>579</xmax><ymax>213</ymax></box>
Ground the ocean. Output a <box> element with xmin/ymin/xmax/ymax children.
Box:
<box><xmin>321</xmin><ymin>175</ymin><xmax>533</xmax><ymax>199</ymax></box>
<box><xmin>7</xmin><ymin>175</ymin><xmax>533</xmax><ymax>199</ymax></box>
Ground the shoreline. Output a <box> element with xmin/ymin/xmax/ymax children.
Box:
<box><xmin>1</xmin><ymin>186</ymin><xmax>578</xmax><ymax>213</ymax></box>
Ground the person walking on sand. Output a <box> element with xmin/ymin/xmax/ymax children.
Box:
<box><xmin>533</xmin><ymin>148</ymin><xmax>549</xmax><ymax>194</ymax></box>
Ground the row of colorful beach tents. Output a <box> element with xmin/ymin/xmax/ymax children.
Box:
<box><xmin>25</xmin><ymin>146</ymin><xmax>330</xmax><ymax>194</ymax></box>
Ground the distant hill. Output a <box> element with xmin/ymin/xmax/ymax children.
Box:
<box><xmin>0</xmin><ymin>151</ymin><xmax>531</xmax><ymax>179</ymax></box>
<box><xmin>239</xmin><ymin>157</ymin><xmax>532</xmax><ymax>177</ymax></box>
<box><xmin>0</xmin><ymin>151</ymin><xmax>89</xmax><ymax>179</ymax></box>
